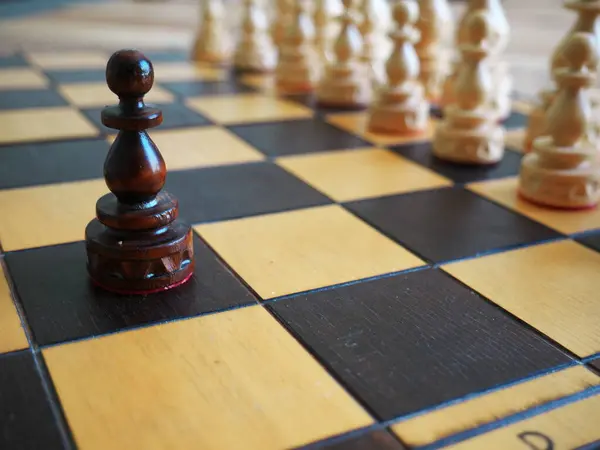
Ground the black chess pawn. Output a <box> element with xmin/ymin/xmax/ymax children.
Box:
<box><xmin>85</xmin><ymin>49</ymin><xmax>195</xmax><ymax>295</ymax></box>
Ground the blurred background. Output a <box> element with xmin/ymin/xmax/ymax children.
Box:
<box><xmin>0</xmin><ymin>0</ymin><xmax>571</xmax><ymax>99</ymax></box>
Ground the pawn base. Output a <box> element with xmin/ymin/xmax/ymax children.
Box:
<box><xmin>85</xmin><ymin>219</ymin><xmax>195</xmax><ymax>295</ymax></box>
<box><xmin>191</xmin><ymin>49</ymin><xmax>231</xmax><ymax>66</ymax></box>
<box><xmin>433</xmin><ymin>115</ymin><xmax>505</xmax><ymax>165</ymax></box>
<box><xmin>86</xmin><ymin>191</ymin><xmax>194</xmax><ymax>295</ymax></box>
<box><xmin>275</xmin><ymin>53</ymin><xmax>320</xmax><ymax>92</ymax></box>
<box><xmin>233</xmin><ymin>41</ymin><xmax>276</xmax><ymax>73</ymax></box>
<box><xmin>518</xmin><ymin>142</ymin><xmax>600</xmax><ymax>209</ymax></box>
<box><xmin>367</xmin><ymin>94</ymin><xmax>429</xmax><ymax>135</ymax></box>
<box><xmin>316</xmin><ymin>63</ymin><xmax>372</xmax><ymax>108</ymax></box>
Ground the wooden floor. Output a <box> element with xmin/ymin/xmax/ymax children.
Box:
<box><xmin>0</xmin><ymin>0</ymin><xmax>578</xmax><ymax>98</ymax></box>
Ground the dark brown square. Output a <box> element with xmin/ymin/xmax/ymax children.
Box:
<box><xmin>0</xmin><ymin>89</ymin><xmax>68</xmax><ymax>110</ymax></box>
<box><xmin>228</xmin><ymin>118</ymin><xmax>371</xmax><ymax>157</ymax></box>
<box><xmin>269</xmin><ymin>268</ymin><xmax>572</xmax><ymax>421</ymax></box>
<box><xmin>0</xmin><ymin>351</ymin><xmax>67</xmax><ymax>450</ymax></box>
<box><xmin>5</xmin><ymin>235</ymin><xmax>258</xmax><ymax>346</ymax></box>
<box><xmin>344</xmin><ymin>187</ymin><xmax>562</xmax><ymax>263</ymax></box>
<box><xmin>165</xmin><ymin>162</ymin><xmax>333</xmax><ymax>224</ymax></box>
<box><xmin>0</xmin><ymin>139</ymin><xmax>108</xmax><ymax>189</ymax></box>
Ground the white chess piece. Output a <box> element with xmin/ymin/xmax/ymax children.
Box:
<box><xmin>440</xmin><ymin>0</ymin><xmax>511</xmax><ymax>119</ymax></box>
<box><xmin>433</xmin><ymin>9</ymin><xmax>505</xmax><ymax>165</ymax></box>
<box><xmin>316</xmin><ymin>0</ymin><xmax>372</xmax><ymax>108</ymax></box>
<box><xmin>233</xmin><ymin>0</ymin><xmax>277</xmax><ymax>72</ymax></box>
<box><xmin>415</xmin><ymin>0</ymin><xmax>453</xmax><ymax>101</ymax></box>
<box><xmin>191</xmin><ymin>0</ymin><xmax>231</xmax><ymax>64</ymax></box>
<box><xmin>519</xmin><ymin>32</ymin><xmax>600</xmax><ymax>209</ymax></box>
<box><xmin>367</xmin><ymin>0</ymin><xmax>429</xmax><ymax>134</ymax></box>
<box><xmin>275</xmin><ymin>0</ymin><xmax>321</xmax><ymax>91</ymax></box>
<box><xmin>359</xmin><ymin>0</ymin><xmax>386</xmax><ymax>85</ymax></box>
<box><xmin>524</xmin><ymin>0</ymin><xmax>600</xmax><ymax>152</ymax></box>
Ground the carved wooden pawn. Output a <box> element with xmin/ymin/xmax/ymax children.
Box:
<box><xmin>316</xmin><ymin>0</ymin><xmax>372</xmax><ymax>108</ymax></box>
<box><xmin>439</xmin><ymin>0</ymin><xmax>511</xmax><ymax>120</ymax></box>
<box><xmin>519</xmin><ymin>33</ymin><xmax>600</xmax><ymax>209</ymax></box>
<box><xmin>433</xmin><ymin>11</ymin><xmax>505</xmax><ymax>165</ymax></box>
<box><xmin>191</xmin><ymin>0</ymin><xmax>231</xmax><ymax>64</ymax></box>
<box><xmin>275</xmin><ymin>0</ymin><xmax>321</xmax><ymax>91</ymax></box>
<box><xmin>271</xmin><ymin>0</ymin><xmax>291</xmax><ymax>55</ymax></box>
<box><xmin>415</xmin><ymin>0</ymin><xmax>453</xmax><ymax>101</ymax></box>
<box><xmin>233</xmin><ymin>0</ymin><xmax>276</xmax><ymax>72</ymax></box>
<box><xmin>314</xmin><ymin>0</ymin><xmax>343</xmax><ymax>64</ymax></box>
<box><xmin>367</xmin><ymin>0</ymin><xmax>429</xmax><ymax>134</ymax></box>
<box><xmin>359</xmin><ymin>0</ymin><xmax>386</xmax><ymax>86</ymax></box>
<box><xmin>523</xmin><ymin>0</ymin><xmax>600</xmax><ymax>152</ymax></box>
<box><xmin>85</xmin><ymin>50</ymin><xmax>195</xmax><ymax>295</ymax></box>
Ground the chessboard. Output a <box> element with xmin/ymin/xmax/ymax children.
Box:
<box><xmin>1</xmin><ymin>4</ymin><xmax>600</xmax><ymax>450</ymax></box>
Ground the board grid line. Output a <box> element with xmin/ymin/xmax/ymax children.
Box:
<box><xmin>413</xmin><ymin>384</ymin><xmax>600</xmax><ymax>450</ymax></box>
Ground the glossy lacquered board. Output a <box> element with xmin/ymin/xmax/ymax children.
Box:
<box><xmin>0</xmin><ymin>46</ymin><xmax>599</xmax><ymax>450</ymax></box>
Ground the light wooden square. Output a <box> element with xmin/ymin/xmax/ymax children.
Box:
<box><xmin>153</xmin><ymin>62</ymin><xmax>225</xmax><ymax>82</ymax></box>
<box><xmin>277</xmin><ymin>148</ymin><xmax>452</xmax><ymax>202</ymax></box>
<box><xmin>0</xmin><ymin>68</ymin><xmax>48</xmax><ymax>90</ymax></box>
<box><xmin>43</xmin><ymin>305</ymin><xmax>373</xmax><ymax>450</ymax></box>
<box><xmin>186</xmin><ymin>93</ymin><xmax>313</xmax><ymax>124</ymax></box>
<box><xmin>107</xmin><ymin>126</ymin><xmax>265</xmax><ymax>171</ymax></box>
<box><xmin>443</xmin><ymin>240</ymin><xmax>600</xmax><ymax>357</ymax></box>
<box><xmin>195</xmin><ymin>204</ymin><xmax>425</xmax><ymax>299</ymax></box>
<box><xmin>0</xmin><ymin>264</ymin><xmax>28</xmax><ymax>354</ymax></box>
<box><xmin>0</xmin><ymin>107</ymin><xmax>99</xmax><ymax>145</ymax></box>
<box><xmin>0</xmin><ymin>179</ymin><xmax>108</xmax><ymax>252</ymax></box>
<box><xmin>442</xmin><ymin>393</ymin><xmax>600</xmax><ymax>450</ymax></box>
<box><xmin>326</xmin><ymin>112</ymin><xmax>438</xmax><ymax>147</ymax></box>
<box><xmin>25</xmin><ymin>51</ymin><xmax>109</xmax><ymax>70</ymax></box>
<box><xmin>58</xmin><ymin>82</ymin><xmax>174</xmax><ymax>108</ymax></box>
<box><xmin>468</xmin><ymin>177</ymin><xmax>600</xmax><ymax>234</ymax></box>
<box><xmin>392</xmin><ymin>365</ymin><xmax>600</xmax><ymax>448</ymax></box>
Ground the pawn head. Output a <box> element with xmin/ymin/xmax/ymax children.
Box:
<box><xmin>563</xmin><ymin>32</ymin><xmax>597</xmax><ymax>72</ymax></box>
<box><xmin>465</xmin><ymin>10</ymin><xmax>490</xmax><ymax>46</ymax></box>
<box><xmin>393</xmin><ymin>0</ymin><xmax>419</xmax><ymax>26</ymax></box>
<box><xmin>106</xmin><ymin>49</ymin><xmax>154</xmax><ymax>99</ymax></box>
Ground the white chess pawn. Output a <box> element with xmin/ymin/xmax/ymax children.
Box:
<box><xmin>519</xmin><ymin>32</ymin><xmax>600</xmax><ymax>209</ymax></box>
<box><xmin>523</xmin><ymin>0</ymin><xmax>600</xmax><ymax>152</ymax></box>
<box><xmin>191</xmin><ymin>0</ymin><xmax>231</xmax><ymax>64</ymax></box>
<box><xmin>275</xmin><ymin>0</ymin><xmax>321</xmax><ymax>91</ymax></box>
<box><xmin>316</xmin><ymin>0</ymin><xmax>372</xmax><ymax>108</ymax></box>
<box><xmin>271</xmin><ymin>0</ymin><xmax>291</xmax><ymax>54</ymax></box>
<box><xmin>456</xmin><ymin>0</ymin><xmax>509</xmax><ymax>57</ymax></box>
<box><xmin>233</xmin><ymin>0</ymin><xmax>277</xmax><ymax>72</ymax></box>
<box><xmin>359</xmin><ymin>0</ymin><xmax>386</xmax><ymax>85</ymax></box>
<box><xmin>314</xmin><ymin>0</ymin><xmax>343</xmax><ymax>63</ymax></box>
<box><xmin>415</xmin><ymin>0</ymin><xmax>453</xmax><ymax>101</ymax></box>
<box><xmin>366</xmin><ymin>0</ymin><xmax>429</xmax><ymax>134</ymax></box>
<box><xmin>440</xmin><ymin>0</ymin><xmax>511</xmax><ymax>119</ymax></box>
<box><xmin>433</xmin><ymin>9</ymin><xmax>505</xmax><ymax>165</ymax></box>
